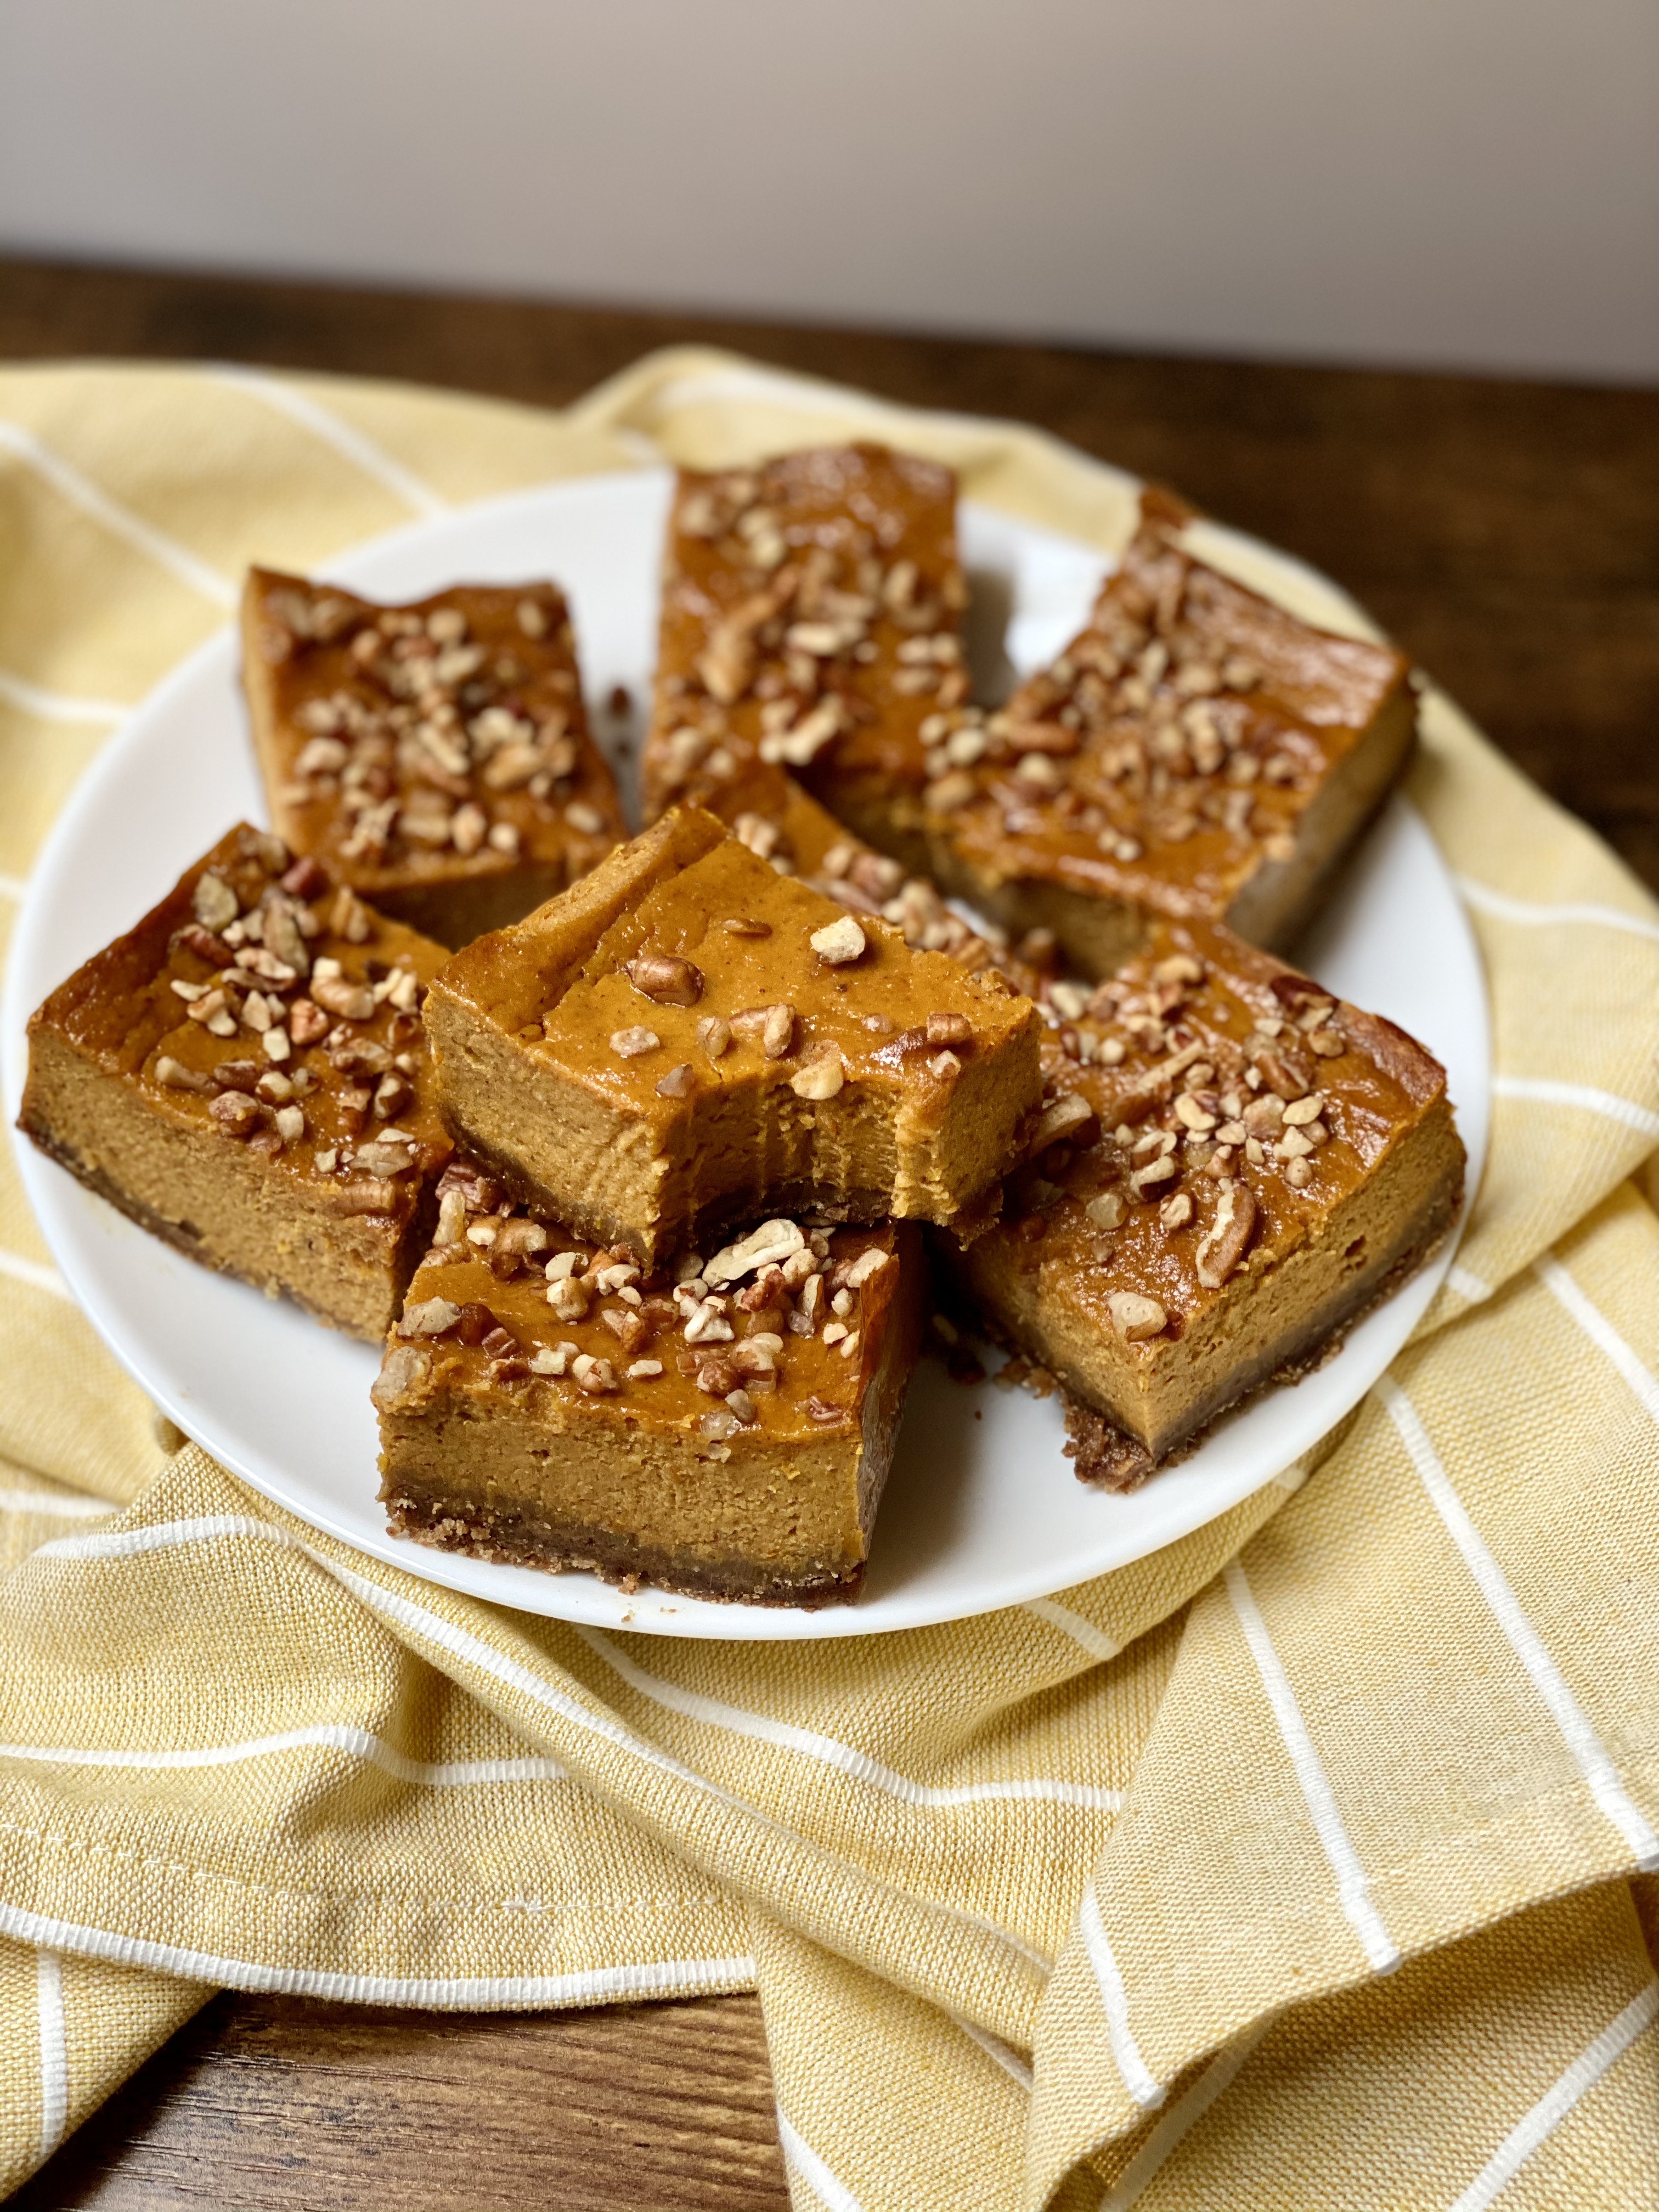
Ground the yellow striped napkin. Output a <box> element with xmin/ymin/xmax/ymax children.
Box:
<box><xmin>0</xmin><ymin>349</ymin><xmax>1655</xmax><ymax>2210</ymax></box>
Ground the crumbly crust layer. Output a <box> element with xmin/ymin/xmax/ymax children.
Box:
<box><xmin>383</xmin><ymin>1489</ymin><xmax>866</xmax><ymax>1608</ymax></box>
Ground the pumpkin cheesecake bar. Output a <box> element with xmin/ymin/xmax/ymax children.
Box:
<box><xmin>662</xmin><ymin>749</ymin><xmax>1047</xmax><ymax>996</ymax></box>
<box><xmin>424</xmin><ymin>804</ymin><xmax>1041</xmax><ymax>1269</ymax></box>
<box><xmin>907</xmin><ymin>493</ymin><xmax>1417</xmax><ymax>976</ymax></box>
<box><xmin>20</xmin><ymin>825</ymin><xmax>452</xmax><ymax>1340</ymax></box>
<box><xmin>642</xmin><ymin>443</ymin><xmax>958</xmax><ymax>847</ymax></box>
<box><xmin>374</xmin><ymin>1163</ymin><xmax>924</xmax><ymax>1605</ymax></box>
<box><xmin>956</xmin><ymin>919</ymin><xmax>1464</xmax><ymax>1487</ymax></box>
<box><xmin>241</xmin><ymin>568</ymin><xmax>625</xmax><ymax>948</ymax></box>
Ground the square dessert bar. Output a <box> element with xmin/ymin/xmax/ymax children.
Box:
<box><xmin>241</xmin><ymin>568</ymin><xmax>625</xmax><ymax>949</ymax></box>
<box><xmin>422</xmin><ymin>805</ymin><xmax>1042</xmax><ymax>1271</ymax></box>
<box><xmin>20</xmin><ymin>825</ymin><xmax>453</xmax><ymax>1341</ymax></box>
<box><xmin>642</xmin><ymin>442</ymin><xmax>960</xmax><ymax>848</ymax></box>
<box><xmin>909</xmin><ymin>492</ymin><xmax>1418</xmax><ymax>977</ymax></box>
<box><xmin>660</xmin><ymin>749</ymin><xmax>1047</xmax><ymax>997</ymax></box>
<box><xmin>374</xmin><ymin>1162</ymin><xmax>924</xmax><ymax>1606</ymax></box>
<box><xmin>955</xmin><ymin>918</ymin><xmax>1464</xmax><ymax>1487</ymax></box>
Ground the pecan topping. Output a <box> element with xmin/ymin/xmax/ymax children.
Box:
<box><xmin>208</xmin><ymin>1091</ymin><xmax>261</xmax><ymax>1138</ymax></box>
<box><xmin>1128</xmin><ymin>1154</ymin><xmax>1177</xmax><ymax>1196</ymax></box>
<box><xmin>548</xmin><ymin>1275</ymin><xmax>592</xmax><ymax>1322</ymax></box>
<box><xmin>154</xmin><ymin>1056</ymin><xmax>213</xmax><ymax>1093</ymax></box>
<box><xmin>790</xmin><ymin>1053</ymin><xmax>845</xmax><ymax>1101</ymax></box>
<box><xmin>374</xmin><ymin>1071</ymin><xmax>411</xmax><ymax>1119</ymax></box>
<box><xmin>454</xmin><ymin>1302</ymin><xmax>497</xmax><ymax>1346</ymax></box>
<box><xmin>705</xmin><ymin>1220</ymin><xmax>806</xmax><ymax>1285</ymax></box>
<box><xmin>1029</xmin><ymin>1093</ymin><xmax>1095</xmax><ymax>1154</ymax></box>
<box><xmin>371</xmin><ymin>1345</ymin><xmax>430</xmax><ymax>1409</ymax></box>
<box><xmin>1108</xmin><ymin>1292</ymin><xmax>1167</xmax><ymax>1342</ymax></box>
<box><xmin>601</xmin><ymin>1307</ymin><xmax>652</xmax><ymax>1353</ymax></box>
<box><xmin>352</xmin><ymin>1138</ymin><xmax>419</xmax><ymax>1175</ymax></box>
<box><xmin>329</xmin><ymin>887</ymin><xmax>374</xmax><ymax>944</ymax></box>
<box><xmin>191</xmin><ymin>872</ymin><xmax>239</xmax><ymax>932</ymax></box>
<box><xmin>809</xmin><ymin>915</ymin><xmax>866</xmax><ymax>966</ymax></box>
<box><xmin>311</xmin><ymin>973</ymin><xmax>375</xmax><ymax>1022</ymax></box>
<box><xmin>260</xmin><ymin>895</ymin><xmax>310</xmax><ymax>977</ymax></box>
<box><xmin>1255</xmin><ymin>1048</ymin><xmax>1312</xmax><ymax>1102</ymax></box>
<box><xmin>399</xmin><ymin>1296</ymin><xmax>461</xmax><ymax>1338</ymax></box>
<box><xmin>610</xmin><ymin>1026</ymin><xmax>661</xmax><ymax>1059</ymax></box>
<box><xmin>840</xmin><ymin>1247</ymin><xmax>889</xmax><ymax>1290</ymax></box>
<box><xmin>493</xmin><ymin>1220</ymin><xmax>550</xmax><ymax>1262</ymax></box>
<box><xmin>682</xmin><ymin>1299</ymin><xmax>735</xmax><ymax>1346</ymax></box>
<box><xmin>280</xmin><ymin>855</ymin><xmax>329</xmax><ymax>899</ymax></box>
<box><xmin>625</xmin><ymin>952</ymin><xmax>704</xmax><ymax>1008</ymax></box>
<box><xmin>178</xmin><ymin>923</ymin><xmax>234</xmax><ymax>967</ymax></box>
<box><xmin>1195</xmin><ymin>1178</ymin><xmax>1257</xmax><ymax>1289</ymax></box>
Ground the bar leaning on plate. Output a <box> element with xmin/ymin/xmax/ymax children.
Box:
<box><xmin>241</xmin><ymin>569</ymin><xmax>626</xmax><ymax>949</ymax></box>
<box><xmin>642</xmin><ymin>441</ymin><xmax>964</xmax><ymax>841</ymax></box>
<box><xmin>374</xmin><ymin>1162</ymin><xmax>924</xmax><ymax>1606</ymax></box>
<box><xmin>19</xmin><ymin>825</ymin><xmax>453</xmax><ymax>1340</ymax></box>
<box><xmin>904</xmin><ymin>490</ymin><xmax>1418</xmax><ymax>978</ymax></box>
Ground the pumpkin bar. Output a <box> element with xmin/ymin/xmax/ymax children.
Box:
<box><xmin>908</xmin><ymin>493</ymin><xmax>1417</xmax><ymax>977</ymax></box>
<box><xmin>641</xmin><ymin>443</ymin><xmax>958</xmax><ymax>850</ymax></box>
<box><xmin>374</xmin><ymin>1163</ymin><xmax>924</xmax><ymax>1606</ymax></box>
<box><xmin>423</xmin><ymin>804</ymin><xmax>1041</xmax><ymax>1271</ymax></box>
<box><xmin>664</xmin><ymin>748</ymin><xmax>1047</xmax><ymax>996</ymax></box>
<box><xmin>955</xmin><ymin>918</ymin><xmax>1464</xmax><ymax>1487</ymax></box>
<box><xmin>19</xmin><ymin>825</ymin><xmax>452</xmax><ymax>1340</ymax></box>
<box><xmin>241</xmin><ymin>568</ymin><xmax>625</xmax><ymax>949</ymax></box>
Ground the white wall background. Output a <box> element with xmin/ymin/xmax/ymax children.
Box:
<box><xmin>2</xmin><ymin>0</ymin><xmax>1656</xmax><ymax>383</ymax></box>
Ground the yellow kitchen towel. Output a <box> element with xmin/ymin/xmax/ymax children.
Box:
<box><xmin>0</xmin><ymin>351</ymin><xmax>1654</xmax><ymax>2210</ymax></box>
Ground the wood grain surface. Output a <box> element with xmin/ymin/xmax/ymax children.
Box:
<box><xmin>3</xmin><ymin>256</ymin><xmax>1656</xmax><ymax>2209</ymax></box>
<box><xmin>10</xmin><ymin>1993</ymin><xmax>787</xmax><ymax>2211</ymax></box>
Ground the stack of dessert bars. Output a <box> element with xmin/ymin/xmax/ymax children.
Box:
<box><xmin>21</xmin><ymin>448</ymin><xmax>1463</xmax><ymax>1607</ymax></box>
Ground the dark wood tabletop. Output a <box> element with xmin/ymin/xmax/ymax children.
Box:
<box><xmin>3</xmin><ymin>256</ymin><xmax>1656</xmax><ymax>2210</ymax></box>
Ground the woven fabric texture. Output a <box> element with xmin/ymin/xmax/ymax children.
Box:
<box><xmin>0</xmin><ymin>351</ymin><xmax>1655</xmax><ymax>2209</ymax></box>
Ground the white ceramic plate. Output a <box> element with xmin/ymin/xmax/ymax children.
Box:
<box><xmin>4</xmin><ymin>469</ymin><xmax>1488</xmax><ymax>1639</ymax></box>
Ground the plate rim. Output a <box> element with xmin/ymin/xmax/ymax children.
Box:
<box><xmin>3</xmin><ymin>465</ymin><xmax>1489</xmax><ymax>1640</ymax></box>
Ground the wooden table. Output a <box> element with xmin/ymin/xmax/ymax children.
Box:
<box><xmin>3</xmin><ymin>258</ymin><xmax>1656</xmax><ymax>2210</ymax></box>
